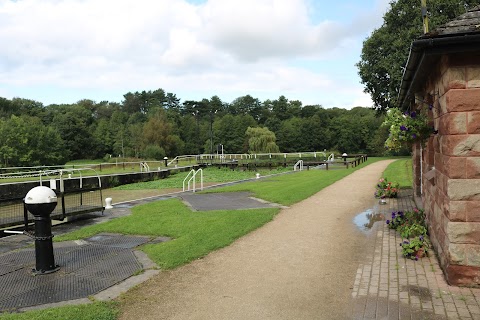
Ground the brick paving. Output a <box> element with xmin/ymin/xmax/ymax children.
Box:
<box><xmin>352</xmin><ymin>190</ymin><xmax>480</xmax><ymax>320</ymax></box>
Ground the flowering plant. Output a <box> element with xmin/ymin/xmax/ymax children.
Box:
<box><xmin>384</xmin><ymin>108</ymin><xmax>434</xmax><ymax>152</ymax></box>
<box><xmin>386</xmin><ymin>211</ymin><xmax>406</xmax><ymax>229</ymax></box>
<box><xmin>374</xmin><ymin>178</ymin><xmax>399</xmax><ymax>198</ymax></box>
<box><xmin>400</xmin><ymin>235</ymin><xmax>430</xmax><ymax>260</ymax></box>
<box><xmin>386</xmin><ymin>208</ymin><xmax>430</xmax><ymax>261</ymax></box>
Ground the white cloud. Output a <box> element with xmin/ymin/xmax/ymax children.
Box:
<box><xmin>0</xmin><ymin>0</ymin><xmax>387</xmax><ymax>106</ymax></box>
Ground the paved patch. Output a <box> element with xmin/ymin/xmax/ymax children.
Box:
<box><xmin>179</xmin><ymin>192</ymin><xmax>281</xmax><ymax>211</ymax></box>
<box><xmin>352</xmin><ymin>191</ymin><xmax>480</xmax><ymax>319</ymax></box>
<box><xmin>0</xmin><ymin>233</ymin><xmax>151</xmax><ymax>312</ymax></box>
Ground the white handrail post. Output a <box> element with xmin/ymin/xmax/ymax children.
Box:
<box><xmin>193</xmin><ymin>173</ymin><xmax>196</xmax><ymax>192</ymax></box>
<box><xmin>183</xmin><ymin>169</ymin><xmax>195</xmax><ymax>191</ymax></box>
<box><xmin>294</xmin><ymin>160</ymin><xmax>304</xmax><ymax>171</ymax></box>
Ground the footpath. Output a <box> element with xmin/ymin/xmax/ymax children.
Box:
<box><xmin>117</xmin><ymin>160</ymin><xmax>480</xmax><ymax>320</ymax></box>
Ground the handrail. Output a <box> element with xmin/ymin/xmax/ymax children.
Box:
<box><xmin>294</xmin><ymin>160</ymin><xmax>304</xmax><ymax>171</ymax></box>
<box><xmin>140</xmin><ymin>162</ymin><xmax>149</xmax><ymax>172</ymax></box>
<box><xmin>187</xmin><ymin>168</ymin><xmax>203</xmax><ymax>193</ymax></box>
<box><xmin>327</xmin><ymin>153</ymin><xmax>335</xmax><ymax>162</ymax></box>
<box><xmin>182</xmin><ymin>169</ymin><xmax>195</xmax><ymax>192</ymax></box>
<box><xmin>183</xmin><ymin>169</ymin><xmax>203</xmax><ymax>192</ymax></box>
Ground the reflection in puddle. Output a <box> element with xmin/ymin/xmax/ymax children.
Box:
<box><xmin>353</xmin><ymin>208</ymin><xmax>384</xmax><ymax>232</ymax></box>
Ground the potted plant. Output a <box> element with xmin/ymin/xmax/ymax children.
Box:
<box><xmin>383</xmin><ymin>108</ymin><xmax>435</xmax><ymax>152</ymax></box>
<box><xmin>375</xmin><ymin>178</ymin><xmax>399</xmax><ymax>200</ymax></box>
<box><xmin>400</xmin><ymin>235</ymin><xmax>430</xmax><ymax>260</ymax></box>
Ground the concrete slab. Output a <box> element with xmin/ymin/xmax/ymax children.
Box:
<box><xmin>179</xmin><ymin>192</ymin><xmax>281</xmax><ymax>211</ymax></box>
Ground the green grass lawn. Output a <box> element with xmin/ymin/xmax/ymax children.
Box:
<box><xmin>0</xmin><ymin>302</ymin><xmax>118</xmax><ymax>320</ymax></box>
<box><xmin>56</xmin><ymin>199</ymin><xmax>278</xmax><ymax>270</ymax></box>
<box><xmin>381</xmin><ymin>158</ymin><xmax>412</xmax><ymax>189</ymax></box>
<box><xmin>114</xmin><ymin>167</ymin><xmax>290</xmax><ymax>190</ymax></box>
<box><xmin>1</xmin><ymin>156</ymin><xmax>396</xmax><ymax>320</ymax></box>
<box><xmin>205</xmin><ymin>157</ymin><xmax>391</xmax><ymax>206</ymax></box>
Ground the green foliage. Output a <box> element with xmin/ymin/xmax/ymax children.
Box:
<box><xmin>245</xmin><ymin>127</ymin><xmax>280</xmax><ymax>153</ymax></box>
<box><xmin>399</xmin><ymin>223</ymin><xmax>427</xmax><ymax>239</ymax></box>
<box><xmin>0</xmin><ymin>88</ymin><xmax>392</xmax><ymax>165</ymax></box>
<box><xmin>384</xmin><ymin>108</ymin><xmax>433</xmax><ymax>151</ymax></box>
<box><xmin>0</xmin><ymin>115</ymin><xmax>66</xmax><ymax>167</ymax></box>
<box><xmin>386</xmin><ymin>208</ymin><xmax>426</xmax><ymax>231</ymax></box>
<box><xmin>400</xmin><ymin>235</ymin><xmax>431</xmax><ymax>260</ymax></box>
<box><xmin>374</xmin><ymin>178</ymin><xmax>399</xmax><ymax>198</ymax></box>
<box><xmin>357</xmin><ymin>0</ymin><xmax>480</xmax><ymax>111</ymax></box>
<box><xmin>386</xmin><ymin>211</ymin><xmax>408</xmax><ymax>229</ymax></box>
<box><xmin>0</xmin><ymin>302</ymin><xmax>118</xmax><ymax>320</ymax></box>
<box><xmin>385</xmin><ymin>207</ymin><xmax>429</xmax><ymax>260</ymax></box>
<box><xmin>143</xmin><ymin>145</ymin><xmax>166</xmax><ymax>160</ymax></box>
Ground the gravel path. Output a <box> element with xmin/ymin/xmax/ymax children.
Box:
<box><xmin>118</xmin><ymin>160</ymin><xmax>395</xmax><ymax>320</ymax></box>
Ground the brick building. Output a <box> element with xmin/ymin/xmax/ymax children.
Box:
<box><xmin>398</xmin><ymin>6</ymin><xmax>480</xmax><ymax>286</ymax></box>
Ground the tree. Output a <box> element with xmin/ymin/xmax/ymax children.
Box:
<box><xmin>276</xmin><ymin>117</ymin><xmax>304</xmax><ymax>152</ymax></box>
<box><xmin>142</xmin><ymin>109</ymin><xmax>183</xmax><ymax>157</ymax></box>
<box><xmin>357</xmin><ymin>0</ymin><xmax>480</xmax><ymax>112</ymax></box>
<box><xmin>245</xmin><ymin>127</ymin><xmax>280</xmax><ymax>153</ymax></box>
<box><xmin>0</xmin><ymin>115</ymin><xmax>65</xmax><ymax>166</ymax></box>
<box><xmin>52</xmin><ymin>104</ymin><xmax>95</xmax><ymax>160</ymax></box>
<box><xmin>271</xmin><ymin>96</ymin><xmax>290</xmax><ymax>121</ymax></box>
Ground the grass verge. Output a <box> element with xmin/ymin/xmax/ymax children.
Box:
<box><xmin>381</xmin><ymin>158</ymin><xmax>412</xmax><ymax>189</ymax></box>
<box><xmin>204</xmin><ymin>157</ymin><xmax>391</xmax><ymax>206</ymax></box>
<box><xmin>56</xmin><ymin>199</ymin><xmax>278</xmax><ymax>270</ymax></box>
<box><xmin>0</xmin><ymin>302</ymin><xmax>118</xmax><ymax>320</ymax></box>
<box><xmin>113</xmin><ymin>167</ymin><xmax>290</xmax><ymax>190</ymax></box>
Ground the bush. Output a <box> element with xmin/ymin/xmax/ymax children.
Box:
<box><xmin>143</xmin><ymin>145</ymin><xmax>165</xmax><ymax>160</ymax></box>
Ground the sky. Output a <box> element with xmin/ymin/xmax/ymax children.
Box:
<box><xmin>0</xmin><ymin>0</ymin><xmax>391</xmax><ymax>109</ymax></box>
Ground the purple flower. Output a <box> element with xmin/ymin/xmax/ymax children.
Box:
<box><xmin>415</xmin><ymin>256</ymin><xmax>419</xmax><ymax>261</ymax></box>
<box><xmin>400</xmin><ymin>125</ymin><xmax>407</xmax><ymax>131</ymax></box>
<box><xmin>410</xmin><ymin>111</ymin><xmax>417</xmax><ymax>118</ymax></box>
<box><xmin>386</xmin><ymin>220</ymin><xmax>390</xmax><ymax>224</ymax></box>
<box><xmin>419</xmin><ymin>235</ymin><xmax>424</xmax><ymax>241</ymax></box>
<box><xmin>399</xmin><ymin>211</ymin><xmax>404</xmax><ymax>216</ymax></box>
<box><xmin>412</xmin><ymin>133</ymin><xmax>417</xmax><ymax>139</ymax></box>
<box><xmin>429</xmin><ymin>104</ymin><xmax>433</xmax><ymax>110</ymax></box>
<box><xmin>403</xmin><ymin>240</ymin><xmax>409</xmax><ymax>244</ymax></box>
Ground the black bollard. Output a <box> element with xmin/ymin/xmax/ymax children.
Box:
<box><xmin>24</xmin><ymin>186</ymin><xmax>60</xmax><ymax>275</ymax></box>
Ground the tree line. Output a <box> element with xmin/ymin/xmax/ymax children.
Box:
<box><xmin>0</xmin><ymin>89</ymin><xmax>389</xmax><ymax>167</ymax></box>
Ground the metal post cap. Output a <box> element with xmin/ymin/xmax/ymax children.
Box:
<box><xmin>25</xmin><ymin>186</ymin><xmax>57</xmax><ymax>204</ymax></box>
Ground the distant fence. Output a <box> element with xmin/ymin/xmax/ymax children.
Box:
<box><xmin>0</xmin><ymin>165</ymin><xmax>199</xmax><ymax>230</ymax></box>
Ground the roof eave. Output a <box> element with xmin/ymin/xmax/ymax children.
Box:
<box><xmin>397</xmin><ymin>32</ymin><xmax>480</xmax><ymax>110</ymax></box>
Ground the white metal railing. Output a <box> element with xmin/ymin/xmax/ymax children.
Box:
<box><xmin>140</xmin><ymin>162</ymin><xmax>149</xmax><ymax>172</ymax></box>
<box><xmin>183</xmin><ymin>169</ymin><xmax>195</xmax><ymax>191</ymax></box>
<box><xmin>183</xmin><ymin>168</ymin><xmax>203</xmax><ymax>192</ymax></box>
<box><xmin>196</xmin><ymin>151</ymin><xmax>330</xmax><ymax>161</ymax></box>
<box><xmin>294</xmin><ymin>160</ymin><xmax>304</xmax><ymax>171</ymax></box>
<box><xmin>327</xmin><ymin>153</ymin><xmax>335</xmax><ymax>162</ymax></box>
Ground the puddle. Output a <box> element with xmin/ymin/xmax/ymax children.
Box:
<box><xmin>353</xmin><ymin>208</ymin><xmax>384</xmax><ymax>232</ymax></box>
<box><xmin>113</xmin><ymin>203</ymin><xmax>134</xmax><ymax>208</ymax></box>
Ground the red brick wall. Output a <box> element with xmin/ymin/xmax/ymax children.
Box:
<box><xmin>416</xmin><ymin>55</ymin><xmax>480</xmax><ymax>286</ymax></box>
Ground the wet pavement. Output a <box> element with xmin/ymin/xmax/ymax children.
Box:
<box><xmin>352</xmin><ymin>190</ymin><xmax>480</xmax><ymax>319</ymax></box>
